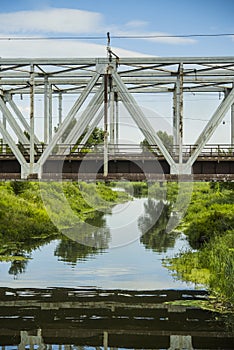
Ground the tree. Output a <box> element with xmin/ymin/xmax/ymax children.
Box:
<box><xmin>157</xmin><ymin>131</ymin><xmax>173</xmax><ymax>150</ymax></box>
<box><xmin>140</xmin><ymin>130</ymin><xmax>173</xmax><ymax>152</ymax></box>
<box><xmin>54</xmin><ymin>119</ymin><xmax>104</xmax><ymax>148</ymax></box>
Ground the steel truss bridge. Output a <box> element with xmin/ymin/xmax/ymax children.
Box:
<box><xmin>0</xmin><ymin>56</ymin><xmax>234</xmax><ymax>180</ymax></box>
<box><xmin>0</xmin><ymin>287</ymin><xmax>233</xmax><ymax>349</ymax></box>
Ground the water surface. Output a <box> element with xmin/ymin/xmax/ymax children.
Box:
<box><xmin>0</xmin><ymin>197</ymin><xmax>194</xmax><ymax>290</ymax></box>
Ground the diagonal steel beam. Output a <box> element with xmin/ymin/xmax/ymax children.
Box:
<box><xmin>74</xmin><ymin>106</ymin><xmax>104</xmax><ymax>148</ymax></box>
<box><xmin>8</xmin><ymin>98</ymin><xmax>40</xmax><ymax>144</ymax></box>
<box><xmin>188</xmin><ymin>86</ymin><xmax>234</xmax><ymax>166</ymax></box>
<box><xmin>112</xmin><ymin>71</ymin><xmax>175</xmax><ymax>166</ymax></box>
<box><xmin>0</xmin><ymin>120</ymin><xmax>26</xmax><ymax>166</ymax></box>
<box><xmin>0</xmin><ymin>96</ymin><xmax>30</xmax><ymax>145</ymax></box>
<box><xmin>37</xmin><ymin>73</ymin><xmax>100</xmax><ymax>167</ymax></box>
<box><xmin>62</xmin><ymin>84</ymin><xmax>104</xmax><ymax>150</ymax></box>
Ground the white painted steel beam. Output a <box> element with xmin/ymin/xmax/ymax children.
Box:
<box><xmin>63</xmin><ymin>85</ymin><xmax>104</xmax><ymax>148</ymax></box>
<box><xmin>177</xmin><ymin>64</ymin><xmax>183</xmax><ymax>163</ymax></box>
<box><xmin>58</xmin><ymin>92</ymin><xmax>62</xmax><ymax>126</ymax></box>
<box><xmin>29</xmin><ymin>65</ymin><xmax>35</xmax><ymax>171</ymax></box>
<box><xmin>1</xmin><ymin>56</ymin><xmax>234</xmax><ymax>65</ymax></box>
<box><xmin>231</xmin><ymin>103</ymin><xmax>234</xmax><ymax>145</ymax></box>
<box><xmin>78</xmin><ymin>107</ymin><xmax>104</xmax><ymax>147</ymax></box>
<box><xmin>48</xmin><ymin>83</ymin><xmax>53</xmax><ymax>142</ymax></box>
<box><xmin>2</xmin><ymin>77</ymin><xmax>234</xmax><ymax>85</ymax></box>
<box><xmin>0</xmin><ymin>120</ymin><xmax>27</xmax><ymax>170</ymax></box>
<box><xmin>0</xmin><ymin>96</ymin><xmax>30</xmax><ymax>145</ymax></box>
<box><xmin>109</xmin><ymin>91</ymin><xmax>115</xmax><ymax>146</ymax></box>
<box><xmin>115</xmin><ymin>92</ymin><xmax>119</xmax><ymax>145</ymax></box>
<box><xmin>44</xmin><ymin>76</ymin><xmax>49</xmax><ymax>144</ymax></box>
<box><xmin>8</xmin><ymin>98</ymin><xmax>40</xmax><ymax>144</ymax></box>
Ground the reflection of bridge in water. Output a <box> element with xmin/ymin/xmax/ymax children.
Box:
<box><xmin>0</xmin><ymin>288</ymin><xmax>233</xmax><ymax>349</ymax></box>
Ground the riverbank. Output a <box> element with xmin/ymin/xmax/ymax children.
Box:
<box><xmin>164</xmin><ymin>182</ymin><xmax>234</xmax><ymax>311</ymax></box>
<box><xmin>0</xmin><ymin>181</ymin><xmax>129</xmax><ymax>259</ymax></box>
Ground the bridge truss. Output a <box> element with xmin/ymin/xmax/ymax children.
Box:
<box><xmin>0</xmin><ymin>56</ymin><xmax>234</xmax><ymax>179</ymax></box>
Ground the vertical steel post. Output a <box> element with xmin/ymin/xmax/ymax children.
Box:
<box><xmin>231</xmin><ymin>85</ymin><xmax>234</xmax><ymax>146</ymax></box>
<box><xmin>177</xmin><ymin>63</ymin><xmax>183</xmax><ymax>164</ymax></box>
<box><xmin>103</xmin><ymin>331</ymin><xmax>108</xmax><ymax>350</ymax></box>
<box><xmin>30</xmin><ymin>64</ymin><xmax>35</xmax><ymax>173</ymax></box>
<box><xmin>173</xmin><ymin>87</ymin><xmax>177</xmax><ymax>147</ymax></box>
<box><xmin>2</xmin><ymin>112</ymin><xmax>6</xmax><ymax>153</ymax></box>
<box><xmin>58</xmin><ymin>92</ymin><xmax>63</xmax><ymax>144</ymax></box>
<box><xmin>115</xmin><ymin>92</ymin><xmax>119</xmax><ymax>145</ymax></box>
<box><xmin>104</xmin><ymin>74</ymin><xmax>109</xmax><ymax>177</ymax></box>
<box><xmin>58</xmin><ymin>92</ymin><xmax>62</xmax><ymax>126</ymax></box>
<box><xmin>49</xmin><ymin>83</ymin><xmax>53</xmax><ymax>142</ymax></box>
<box><xmin>110</xmin><ymin>90</ymin><xmax>115</xmax><ymax>153</ymax></box>
<box><xmin>44</xmin><ymin>75</ymin><xmax>48</xmax><ymax>144</ymax></box>
<box><xmin>231</xmin><ymin>103</ymin><xmax>234</xmax><ymax>145</ymax></box>
<box><xmin>173</xmin><ymin>64</ymin><xmax>183</xmax><ymax>163</ymax></box>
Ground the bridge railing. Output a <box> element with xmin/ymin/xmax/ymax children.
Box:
<box><xmin>0</xmin><ymin>143</ymin><xmax>233</xmax><ymax>158</ymax></box>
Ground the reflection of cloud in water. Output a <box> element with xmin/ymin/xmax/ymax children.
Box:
<box><xmin>63</xmin><ymin>223</ymin><xmax>110</xmax><ymax>250</ymax></box>
<box><xmin>75</xmin><ymin>267</ymin><xmax>133</xmax><ymax>277</ymax></box>
<box><xmin>106</xmin><ymin>199</ymin><xmax>151</xmax><ymax>248</ymax></box>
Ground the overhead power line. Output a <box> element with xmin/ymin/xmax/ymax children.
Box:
<box><xmin>0</xmin><ymin>33</ymin><xmax>233</xmax><ymax>41</ymax></box>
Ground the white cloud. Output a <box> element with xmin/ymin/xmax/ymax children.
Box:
<box><xmin>0</xmin><ymin>6</ymin><xmax>196</xmax><ymax>59</ymax></box>
<box><xmin>0</xmin><ymin>36</ymin><xmax>149</xmax><ymax>57</ymax></box>
<box><xmin>0</xmin><ymin>8</ymin><xmax>103</xmax><ymax>34</ymax></box>
<box><xmin>145</xmin><ymin>32</ymin><xmax>196</xmax><ymax>45</ymax></box>
<box><xmin>113</xmin><ymin>29</ymin><xmax>196</xmax><ymax>45</ymax></box>
<box><xmin>125</xmin><ymin>20</ymin><xmax>148</xmax><ymax>28</ymax></box>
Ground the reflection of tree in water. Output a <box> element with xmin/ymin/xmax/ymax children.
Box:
<box><xmin>2</xmin><ymin>235</ymin><xmax>57</xmax><ymax>278</ymax></box>
<box><xmin>8</xmin><ymin>256</ymin><xmax>28</xmax><ymax>277</ymax></box>
<box><xmin>55</xmin><ymin>211</ymin><xmax>110</xmax><ymax>264</ymax></box>
<box><xmin>54</xmin><ymin>239</ymin><xmax>101</xmax><ymax>265</ymax></box>
<box><xmin>139</xmin><ymin>199</ymin><xmax>179</xmax><ymax>253</ymax></box>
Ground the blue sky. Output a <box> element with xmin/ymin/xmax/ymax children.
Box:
<box><xmin>0</xmin><ymin>0</ymin><xmax>234</xmax><ymax>57</ymax></box>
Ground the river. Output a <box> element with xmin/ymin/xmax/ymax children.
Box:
<box><xmin>0</xmin><ymin>197</ymin><xmax>193</xmax><ymax>289</ymax></box>
<box><xmin>0</xmin><ymin>196</ymin><xmax>233</xmax><ymax>349</ymax></box>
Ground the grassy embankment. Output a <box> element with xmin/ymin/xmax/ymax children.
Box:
<box><xmin>0</xmin><ymin>181</ymin><xmax>129</xmax><ymax>260</ymax></box>
<box><xmin>164</xmin><ymin>182</ymin><xmax>234</xmax><ymax>309</ymax></box>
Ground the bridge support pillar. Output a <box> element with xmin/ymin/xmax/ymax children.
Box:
<box><xmin>169</xmin><ymin>335</ymin><xmax>193</xmax><ymax>350</ymax></box>
<box><xmin>170</xmin><ymin>163</ymin><xmax>192</xmax><ymax>176</ymax></box>
<box><xmin>20</xmin><ymin>163</ymin><xmax>42</xmax><ymax>180</ymax></box>
<box><xmin>19</xmin><ymin>329</ymin><xmax>45</xmax><ymax>350</ymax></box>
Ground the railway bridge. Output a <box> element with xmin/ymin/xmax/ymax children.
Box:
<box><xmin>0</xmin><ymin>56</ymin><xmax>234</xmax><ymax>180</ymax></box>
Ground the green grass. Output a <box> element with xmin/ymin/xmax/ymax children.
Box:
<box><xmin>0</xmin><ymin>180</ymin><xmax>130</xmax><ymax>250</ymax></box>
<box><xmin>164</xmin><ymin>182</ymin><xmax>234</xmax><ymax>309</ymax></box>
